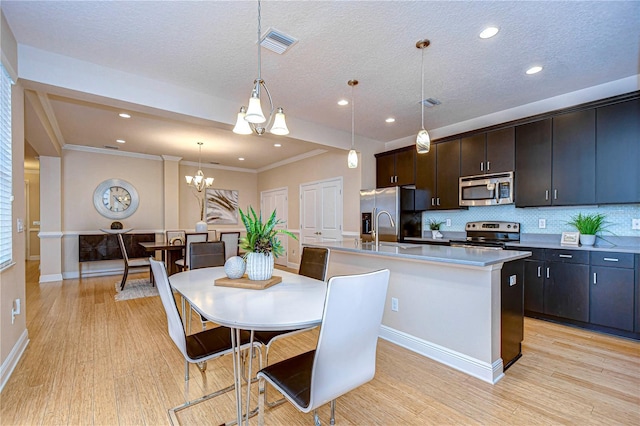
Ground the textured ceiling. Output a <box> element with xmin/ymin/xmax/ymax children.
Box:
<box><xmin>3</xmin><ymin>1</ymin><xmax>639</xmax><ymax>169</ymax></box>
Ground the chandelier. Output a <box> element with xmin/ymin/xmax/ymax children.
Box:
<box><xmin>185</xmin><ymin>142</ymin><xmax>214</xmax><ymax>192</ymax></box>
<box><xmin>233</xmin><ymin>0</ymin><xmax>289</xmax><ymax>136</ymax></box>
<box><xmin>416</xmin><ymin>39</ymin><xmax>432</xmax><ymax>154</ymax></box>
<box><xmin>347</xmin><ymin>79</ymin><xmax>358</xmax><ymax>169</ymax></box>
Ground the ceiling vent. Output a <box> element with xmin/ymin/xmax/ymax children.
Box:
<box><xmin>260</xmin><ymin>28</ymin><xmax>298</xmax><ymax>54</ymax></box>
<box><xmin>421</xmin><ymin>98</ymin><xmax>442</xmax><ymax>108</ymax></box>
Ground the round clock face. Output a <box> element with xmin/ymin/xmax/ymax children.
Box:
<box><xmin>93</xmin><ymin>179</ymin><xmax>139</xmax><ymax>219</ymax></box>
<box><xmin>102</xmin><ymin>186</ymin><xmax>132</xmax><ymax>212</ymax></box>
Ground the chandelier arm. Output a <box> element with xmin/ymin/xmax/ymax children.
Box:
<box><xmin>260</xmin><ymin>80</ymin><xmax>276</xmax><ymax>130</ymax></box>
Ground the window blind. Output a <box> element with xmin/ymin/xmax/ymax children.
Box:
<box><xmin>0</xmin><ymin>64</ymin><xmax>13</xmax><ymax>269</ymax></box>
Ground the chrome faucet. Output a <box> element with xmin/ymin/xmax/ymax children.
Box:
<box><xmin>374</xmin><ymin>210</ymin><xmax>396</xmax><ymax>248</ymax></box>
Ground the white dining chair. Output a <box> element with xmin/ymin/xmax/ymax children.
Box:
<box><xmin>149</xmin><ymin>258</ymin><xmax>258</xmax><ymax>424</ymax></box>
<box><xmin>257</xmin><ymin>268</ymin><xmax>390</xmax><ymax>425</ymax></box>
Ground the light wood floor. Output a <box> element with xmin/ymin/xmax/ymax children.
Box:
<box><xmin>1</xmin><ymin>261</ymin><xmax>639</xmax><ymax>425</ymax></box>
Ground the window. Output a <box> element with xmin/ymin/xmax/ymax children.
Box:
<box><xmin>0</xmin><ymin>64</ymin><xmax>13</xmax><ymax>269</ymax></box>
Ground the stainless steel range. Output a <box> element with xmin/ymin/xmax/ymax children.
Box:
<box><xmin>449</xmin><ymin>221</ymin><xmax>520</xmax><ymax>249</ymax></box>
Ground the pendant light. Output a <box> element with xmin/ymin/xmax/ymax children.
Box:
<box><xmin>416</xmin><ymin>39</ymin><xmax>431</xmax><ymax>154</ymax></box>
<box><xmin>233</xmin><ymin>0</ymin><xmax>289</xmax><ymax>136</ymax></box>
<box><xmin>185</xmin><ymin>142</ymin><xmax>214</xmax><ymax>192</ymax></box>
<box><xmin>347</xmin><ymin>79</ymin><xmax>359</xmax><ymax>169</ymax></box>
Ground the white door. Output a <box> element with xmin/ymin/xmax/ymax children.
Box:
<box><xmin>261</xmin><ymin>188</ymin><xmax>288</xmax><ymax>266</ymax></box>
<box><xmin>300</xmin><ymin>178</ymin><xmax>343</xmax><ymax>244</ymax></box>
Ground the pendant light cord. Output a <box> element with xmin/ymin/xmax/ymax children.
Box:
<box><xmin>257</xmin><ymin>0</ymin><xmax>262</xmax><ymax>82</ymax></box>
<box><xmin>420</xmin><ymin>46</ymin><xmax>425</xmax><ymax>130</ymax></box>
<box><xmin>351</xmin><ymin>84</ymin><xmax>355</xmax><ymax>149</ymax></box>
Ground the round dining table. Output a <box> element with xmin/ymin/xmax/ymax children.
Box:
<box><xmin>169</xmin><ymin>267</ymin><xmax>327</xmax><ymax>425</ymax></box>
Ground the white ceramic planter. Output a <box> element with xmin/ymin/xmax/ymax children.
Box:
<box><xmin>579</xmin><ymin>234</ymin><xmax>596</xmax><ymax>246</ymax></box>
<box><xmin>246</xmin><ymin>252</ymin><xmax>274</xmax><ymax>280</ymax></box>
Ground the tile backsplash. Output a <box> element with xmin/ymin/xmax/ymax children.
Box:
<box><xmin>422</xmin><ymin>204</ymin><xmax>640</xmax><ymax>236</ymax></box>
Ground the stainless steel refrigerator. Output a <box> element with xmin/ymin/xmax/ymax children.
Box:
<box><xmin>360</xmin><ymin>187</ymin><xmax>425</xmax><ymax>242</ymax></box>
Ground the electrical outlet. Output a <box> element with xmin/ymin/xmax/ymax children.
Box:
<box><xmin>391</xmin><ymin>297</ymin><xmax>399</xmax><ymax>312</ymax></box>
<box><xmin>509</xmin><ymin>275</ymin><xmax>517</xmax><ymax>286</ymax></box>
<box><xmin>632</xmin><ymin>219</ymin><xmax>640</xmax><ymax>230</ymax></box>
<box><xmin>538</xmin><ymin>218</ymin><xmax>546</xmax><ymax>229</ymax></box>
<box><xmin>446</xmin><ymin>219</ymin><xmax>451</xmax><ymax>227</ymax></box>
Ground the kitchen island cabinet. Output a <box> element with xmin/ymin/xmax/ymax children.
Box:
<box><xmin>305</xmin><ymin>240</ymin><xmax>530</xmax><ymax>384</ymax></box>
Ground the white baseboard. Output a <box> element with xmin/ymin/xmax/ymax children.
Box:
<box><xmin>379</xmin><ymin>325</ymin><xmax>504</xmax><ymax>384</ymax></box>
<box><xmin>0</xmin><ymin>330</ymin><xmax>29</xmax><ymax>393</ymax></box>
<box><xmin>39</xmin><ymin>273</ymin><xmax>63</xmax><ymax>283</ymax></box>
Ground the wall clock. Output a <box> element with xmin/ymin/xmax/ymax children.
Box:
<box><xmin>93</xmin><ymin>178</ymin><xmax>139</xmax><ymax>220</ymax></box>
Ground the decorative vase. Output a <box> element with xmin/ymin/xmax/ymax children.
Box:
<box><xmin>195</xmin><ymin>220</ymin><xmax>207</xmax><ymax>233</ymax></box>
<box><xmin>224</xmin><ymin>256</ymin><xmax>246</xmax><ymax>279</ymax></box>
<box><xmin>246</xmin><ymin>252</ymin><xmax>274</xmax><ymax>280</ymax></box>
<box><xmin>431</xmin><ymin>230</ymin><xmax>443</xmax><ymax>239</ymax></box>
<box><xmin>580</xmin><ymin>234</ymin><xmax>596</xmax><ymax>246</ymax></box>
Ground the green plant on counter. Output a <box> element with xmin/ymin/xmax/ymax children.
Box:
<box><xmin>567</xmin><ymin>213</ymin><xmax>609</xmax><ymax>235</ymax></box>
<box><xmin>429</xmin><ymin>219</ymin><xmax>445</xmax><ymax>231</ymax></box>
<box><xmin>239</xmin><ymin>206</ymin><xmax>297</xmax><ymax>258</ymax></box>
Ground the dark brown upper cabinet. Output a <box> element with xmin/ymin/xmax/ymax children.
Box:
<box><xmin>515</xmin><ymin>119</ymin><xmax>552</xmax><ymax>207</ymax></box>
<box><xmin>416</xmin><ymin>139</ymin><xmax>461</xmax><ymax>210</ymax></box>
<box><xmin>596</xmin><ymin>98</ymin><xmax>640</xmax><ymax>204</ymax></box>
<box><xmin>551</xmin><ymin>109</ymin><xmax>596</xmax><ymax>205</ymax></box>
<box><xmin>376</xmin><ymin>147</ymin><xmax>416</xmax><ymax>188</ymax></box>
<box><xmin>460</xmin><ymin>128</ymin><xmax>514</xmax><ymax>177</ymax></box>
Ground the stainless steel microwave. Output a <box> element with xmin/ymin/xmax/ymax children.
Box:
<box><xmin>459</xmin><ymin>172</ymin><xmax>514</xmax><ymax>206</ymax></box>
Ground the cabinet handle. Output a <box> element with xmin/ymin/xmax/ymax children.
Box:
<box><xmin>545</xmin><ymin>190</ymin><xmax>549</xmax><ymax>201</ymax></box>
<box><xmin>436</xmin><ymin>198</ymin><xmax>441</xmax><ymax>206</ymax></box>
<box><xmin>559</xmin><ymin>254</ymin><xmax>573</xmax><ymax>258</ymax></box>
<box><xmin>554</xmin><ymin>189</ymin><xmax>558</xmax><ymax>200</ymax></box>
<box><xmin>486</xmin><ymin>161</ymin><xmax>490</xmax><ymax>171</ymax></box>
<box><xmin>593</xmin><ymin>272</ymin><xmax>597</xmax><ymax>285</ymax></box>
<box><xmin>431</xmin><ymin>198</ymin><xmax>435</xmax><ymax>206</ymax></box>
<box><xmin>390</xmin><ymin>176</ymin><xmax>393</xmax><ymax>184</ymax></box>
<box><xmin>480</xmin><ymin>162</ymin><xmax>484</xmax><ymax>172</ymax></box>
<box><xmin>537</xmin><ymin>266</ymin><xmax>541</xmax><ymax>277</ymax></box>
<box><xmin>603</xmin><ymin>257</ymin><xmax>619</xmax><ymax>262</ymax></box>
<box><xmin>395</xmin><ymin>176</ymin><xmax>398</xmax><ymax>183</ymax></box>
<box><xmin>546</xmin><ymin>267</ymin><xmax>550</xmax><ymax>279</ymax></box>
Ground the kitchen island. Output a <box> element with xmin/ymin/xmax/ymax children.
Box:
<box><xmin>305</xmin><ymin>240</ymin><xmax>531</xmax><ymax>384</ymax></box>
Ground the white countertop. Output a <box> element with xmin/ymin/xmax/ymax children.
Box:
<box><xmin>306</xmin><ymin>240</ymin><xmax>531</xmax><ymax>267</ymax></box>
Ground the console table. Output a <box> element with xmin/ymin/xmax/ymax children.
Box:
<box><xmin>78</xmin><ymin>233</ymin><xmax>155</xmax><ymax>263</ymax></box>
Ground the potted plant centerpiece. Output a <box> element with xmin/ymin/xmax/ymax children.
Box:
<box><xmin>567</xmin><ymin>212</ymin><xmax>609</xmax><ymax>246</ymax></box>
<box><xmin>429</xmin><ymin>219</ymin><xmax>445</xmax><ymax>239</ymax></box>
<box><xmin>239</xmin><ymin>207</ymin><xmax>297</xmax><ymax>280</ymax></box>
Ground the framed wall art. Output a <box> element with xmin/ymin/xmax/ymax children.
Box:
<box><xmin>205</xmin><ymin>189</ymin><xmax>239</xmax><ymax>224</ymax></box>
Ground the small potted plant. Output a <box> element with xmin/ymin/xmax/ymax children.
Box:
<box><xmin>429</xmin><ymin>219</ymin><xmax>445</xmax><ymax>239</ymax></box>
<box><xmin>239</xmin><ymin>206</ymin><xmax>297</xmax><ymax>280</ymax></box>
<box><xmin>567</xmin><ymin>212</ymin><xmax>609</xmax><ymax>246</ymax></box>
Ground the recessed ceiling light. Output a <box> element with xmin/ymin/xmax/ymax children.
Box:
<box><xmin>116</xmin><ymin>139</ymin><xmax>126</xmax><ymax>144</ymax></box>
<box><xmin>385</xmin><ymin>117</ymin><xmax>396</xmax><ymax>123</ymax></box>
<box><xmin>526</xmin><ymin>66</ymin><xmax>543</xmax><ymax>75</ymax></box>
<box><xmin>274</xmin><ymin>143</ymin><xmax>282</xmax><ymax>147</ymax></box>
<box><xmin>338</xmin><ymin>99</ymin><xmax>349</xmax><ymax>106</ymax></box>
<box><xmin>118</xmin><ymin>113</ymin><xmax>131</xmax><ymax>118</ymax></box>
<box><xmin>479</xmin><ymin>27</ymin><xmax>499</xmax><ymax>39</ymax></box>
<box><xmin>238</xmin><ymin>157</ymin><xmax>245</xmax><ymax>161</ymax></box>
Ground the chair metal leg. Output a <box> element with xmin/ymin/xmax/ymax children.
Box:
<box><xmin>330</xmin><ymin>400</ymin><xmax>336</xmax><ymax>425</ymax></box>
<box><xmin>262</xmin><ymin>344</ymin><xmax>287</xmax><ymax>408</ymax></box>
<box><xmin>314</xmin><ymin>410</ymin><xmax>321</xmax><ymax>426</ymax></box>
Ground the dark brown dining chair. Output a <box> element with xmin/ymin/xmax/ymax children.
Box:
<box><xmin>116</xmin><ymin>233</ymin><xmax>153</xmax><ymax>291</ymax></box>
<box><xmin>189</xmin><ymin>241</ymin><xmax>226</xmax><ymax>270</ymax></box>
<box><xmin>175</xmin><ymin>232</ymin><xmax>208</xmax><ymax>271</ymax></box>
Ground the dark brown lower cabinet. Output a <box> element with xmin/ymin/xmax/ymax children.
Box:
<box><xmin>544</xmin><ymin>261</ymin><xmax>590</xmax><ymax>322</ymax></box>
<box><xmin>519</xmin><ymin>247</ymin><xmax>639</xmax><ymax>339</ymax></box>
